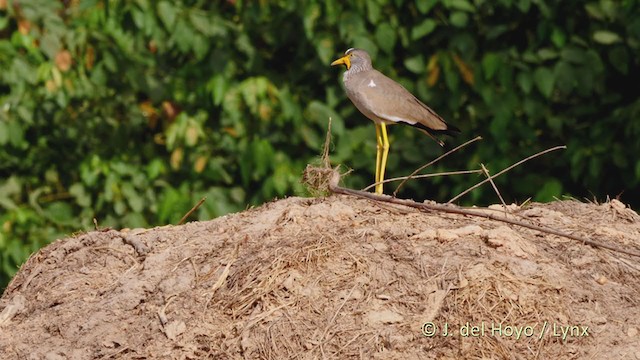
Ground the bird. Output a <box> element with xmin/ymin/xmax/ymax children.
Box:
<box><xmin>331</xmin><ymin>48</ymin><xmax>460</xmax><ymax>195</ymax></box>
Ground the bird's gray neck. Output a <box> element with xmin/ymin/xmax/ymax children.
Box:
<box><xmin>343</xmin><ymin>63</ymin><xmax>372</xmax><ymax>82</ymax></box>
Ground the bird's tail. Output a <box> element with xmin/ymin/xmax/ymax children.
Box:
<box><xmin>413</xmin><ymin>123</ymin><xmax>460</xmax><ymax>147</ymax></box>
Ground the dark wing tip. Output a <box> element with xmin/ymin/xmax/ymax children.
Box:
<box><xmin>442</xmin><ymin>123</ymin><xmax>461</xmax><ymax>135</ymax></box>
<box><xmin>412</xmin><ymin>122</ymin><xmax>461</xmax><ymax>137</ymax></box>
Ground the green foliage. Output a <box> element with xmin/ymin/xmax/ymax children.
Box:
<box><xmin>1</xmin><ymin>0</ymin><xmax>639</xmax><ymax>289</ymax></box>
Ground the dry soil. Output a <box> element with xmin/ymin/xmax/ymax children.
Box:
<box><xmin>1</xmin><ymin>196</ymin><xmax>639</xmax><ymax>359</ymax></box>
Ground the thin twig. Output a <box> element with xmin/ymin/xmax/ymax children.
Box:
<box><xmin>178</xmin><ymin>197</ymin><xmax>206</xmax><ymax>225</ymax></box>
<box><xmin>362</xmin><ymin>169</ymin><xmax>482</xmax><ymax>192</ymax></box>
<box><xmin>393</xmin><ymin>136</ymin><xmax>483</xmax><ymax>196</ymax></box>
<box><xmin>157</xmin><ymin>294</ymin><xmax>177</xmax><ymax>327</ymax></box>
<box><xmin>322</xmin><ymin>117</ymin><xmax>333</xmax><ymax>168</ymax></box>
<box><xmin>313</xmin><ymin>284</ymin><xmax>357</xmax><ymax>355</ymax></box>
<box><xmin>481</xmin><ymin>163</ymin><xmax>507</xmax><ymax>208</ymax></box>
<box><xmin>448</xmin><ymin>146</ymin><xmax>566</xmax><ymax>203</ymax></box>
<box><xmin>202</xmin><ymin>244</ymin><xmax>239</xmax><ymax>317</ymax></box>
<box><xmin>326</xmin><ymin>173</ymin><xmax>640</xmax><ymax>258</ymax></box>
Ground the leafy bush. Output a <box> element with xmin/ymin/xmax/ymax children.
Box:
<box><xmin>1</xmin><ymin>0</ymin><xmax>639</xmax><ymax>289</ymax></box>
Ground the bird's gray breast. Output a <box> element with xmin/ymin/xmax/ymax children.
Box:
<box><xmin>343</xmin><ymin>72</ymin><xmax>383</xmax><ymax>123</ymax></box>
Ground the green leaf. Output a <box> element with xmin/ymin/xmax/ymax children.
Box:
<box><xmin>585</xmin><ymin>3</ymin><xmax>604</xmax><ymax>20</ymax></box>
<box><xmin>366</xmin><ymin>1</ymin><xmax>381</xmax><ymax>24</ymax></box>
<box><xmin>611</xmin><ymin>144</ymin><xmax>627</xmax><ymax>168</ymax></box>
<box><xmin>39</xmin><ymin>33</ymin><xmax>61</xmax><ymax>59</ymax></box>
<box><xmin>446</xmin><ymin>0</ymin><xmax>475</xmax><ymax>12</ymax></box>
<box><xmin>324</xmin><ymin>1</ymin><xmax>339</xmax><ymax>25</ymax></box>
<box><xmin>7</xmin><ymin>119</ymin><xmax>25</xmax><ymax>147</ymax></box>
<box><xmin>560</xmin><ymin>47</ymin><xmax>585</xmax><ymax>64</ymax></box>
<box><xmin>189</xmin><ymin>11</ymin><xmax>216</xmax><ymax>36</ymax></box>
<box><xmin>404</xmin><ymin>55</ymin><xmax>425</xmax><ymax>74</ymax></box>
<box><xmin>533</xmin><ymin>67</ymin><xmax>554</xmax><ymax>98</ymax></box>
<box><xmin>0</xmin><ymin>121</ymin><xmax>8</xmax><ymax>145</ymax></box>
<box><xmin>101</xmin><ymin>50</ymin><xmax>117</xmax><ymax>72</ymax></box>
<box><xmin>300</xmin><ymin>125</ymin><xmax>321</xmax><ymax>149</ymax></box>
<box><xmin>516</xmin><ymin>0</ymin><xmax>531</xmax><ymax>12</ymax></box>
<box><xmin>411</xmin><ymin>19</ymin><xmax>437</xmax><ymax>40</ymax></box>
<box><xmin>608</xmin><ymin>46</ymin><xmax>629</xmax><ymax>74</ymax></box>
<box><xmin>208</xmin><ymin>74</ymin><xmax>227</xmax><ymax>106</ymax></box>
<box><xmin>12</xmin><ymin>58</ymin><xmax>37</xmax><ymax>85</ymax></box>
<box><xmin>0</xmin><ymin>16</ymin><xmax>8</xmax><ymax>31</ymax></box>
<box><xmin>306</xmin><ymin>101</ymin><xmax>340</xmax><ymax>128</ymax></box>
<box><xmin>553</xmin><ymin>61</ymin><xmax>575</xmax><ymax>95</ymax></box>
<box><xmin>339</xmin><ymin>12</ymin><xmax>366</xmax><ymax>40</ymax></box>
<box><xmin>251</xmin><ymin>139</ymin><xmax>274</xmax><ymax>180</ymax></box>
<box><xmin>0</xmin><ymin>177</ymin><xmax>21</xmax><ymax>211</ymax></box>
<box><xmin>44</xmin><ymin>202</ymin><xmax>74</xmax><ymax>225</ymax></box>
<box><xmin>450</xmin><ymin>11</ymin><xmax>469</xmax><ymax>27</ymax></box>
<box><xmin>202</xmin><ymin>187</ymin><xmax>241</xmax><ymax>218</ymax></box>
<box><xmin>69</xmin><ymin>183</ymin><xmax>91</xmax><ymax>207</ymax></box>
<box><xmin>158</xmin><ymin>187</ymin><xmax>190</xmax><ymax>223</ymax></box>
<box><xmin>481</xmin><ymin>53</ymin><xmax>501</xmax><ymax>80</ymax></box>
<box><xmin>537</xmin><ymin>48</ymin><xmax>558</xmax><ymax>61</ymax></box>
<box><xmin>522</xmin><ymin>98</ymin><xmax>543</xmax><ymax>118</ymax></box>
<box><xmin>546</xmin><ymin>115</ymin><xmax>565</xmax><ymax>133</ymax></box>
<box><xmin>584</xmin><ymin>49</ymin><xmax>604</xmax><ymax>73</ymax></box>
<box><xmin>314</xmin><ymin>35</ymin><xmax>334</xmax><ymax>65</ymax></box>
<box><xmin>593</xmin><ymin>30</ymin><xmax>621</xmax><ymax>45</ymax></box>
<box><xmin>157</xmin><ymin>1</ymin><xmax>177</xmax><ymax>31</ymax></box>
<box><xmin>146</xmin><ymin>159</ymin><xmax>166</xmax><ymax>180</ymax></box>
<box><xmin>551</xmin><ymin>27</ymin><xmax>566</xmax><ymax>47</ymax></box>
<box><xmin>575</xmin><ymin>66</ymin><xmax>596</xmax><ymax>95</ymax></box>
<box><xmin>123</xmin><ymin>213</ymin><xmax>148</xmax><ymax>228</ymax></box>
<box><xmin>599</xmin><ymin>0</ymin><xmax>618</xmax><ymax>19</ymax></box>
<box><xmin>122</xmin><ymin>182</ymin><xmax>144</xmax><ymax>213</ymax></box>
<box><xmin>375</xmin><ymin>23</ymin><xmax>396</xmax><ymax>54</ymax></box>
<box><xmin>516</xmin><ymin>72</ymin><xmax>533</xmax><ymax>94</ymax></box>
<box><xmin>303</xmin><ymin>3</ymin><xmax>321</xmax><ymax>38</ymax></box>
<box><xmin>443</xmin><ymin>58</ymin><xmax>461</xmax><ymax>91</ymax></box>
<box><xmin>486</xmin><ymin>24</ymin><xmax>509</xmax><ymax>40</ymax></box>
<box><xmin>352</xmin><ymin>37</ymin><xmax>378</xmax><ymax>58</ymax></box>
<box><xmin>521</xmin><ymin>51</ymin><xmax>539</xmax><ymax>64</ymax></box>
<box><xmin>113</xmin><ymin>200</ymin><xmax>125</xmax><ymax>216</ymax></box>
<box><xmin>173</xmin><ymin>19</ymin><xmax>195</xmax><ymax>53</ymax></box>
<box><xmin>191</xmin><ymin>34</ymin><xmax>209</xmax><ymax>60</ymax></box>
<box><xmin>535</xmin><ymin>179</ymin><xmax>563</xmax><ymax>201</ymax></box>
<box><xmin>489</xmin><ymin>113</ymin><xmax>509</xmax><ymax>139</ymax></box>
<box><xmin>417</xmin><ymin>0</ymin><xmax>439</xmax><ymax>14</ymax></box>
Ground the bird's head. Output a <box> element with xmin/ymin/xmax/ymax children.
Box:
<box><xmin>331</xmin><ymin>48</ymin><xmax>371</xmax><ymax>71</ymax></box>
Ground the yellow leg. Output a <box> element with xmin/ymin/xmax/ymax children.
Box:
<box><xmin>375</xmin><ymin>124</ymin><xmax>382</xmax><ymax>193</ymax></box>
<box><xmin>377</xmin><ymin>123</ymin><xmax>389</xmax><ymax>195</ymax></box>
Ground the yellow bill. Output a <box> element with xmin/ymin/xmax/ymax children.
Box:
<box><xmin>331</xmin><ymin>55</ymin><xmax>351</xmax><ymax>70</ymax></box>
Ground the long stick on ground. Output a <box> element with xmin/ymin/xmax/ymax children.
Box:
<box><xmin>326</xmin><ymin>170</ymin><xmax>640</xmax><ymax>258</ymax></box>
<box><xmin>448</xmin><ymin>146</ymin><xmax>566</xmax><ymax>203</ymax></box>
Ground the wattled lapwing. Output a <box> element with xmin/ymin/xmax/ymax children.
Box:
<box><xmin>331</xmin><ymin>48</ymin><xmax>460</xmax><ymax>194</ymax></box>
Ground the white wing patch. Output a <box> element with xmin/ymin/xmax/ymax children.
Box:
<box><xmin>380</xmin><ymin>113</ymin><xmax>416</xmax><ymax>125</ymax></box>
<box><xmin>368</xmin><ymin>79</ymin><xmax>376</xmax><ymax>88</ymax></box>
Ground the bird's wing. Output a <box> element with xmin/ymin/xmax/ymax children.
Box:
<box><xmin>353</xmin><ymin>70</ymin><xmax>450</xmax><ymax>132</ymax></box>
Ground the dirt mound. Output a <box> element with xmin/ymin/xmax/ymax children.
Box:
<box><xmin>1</xmin><ymin>196</ymin><xmax>639</xmax><ymax>359</ymax></box>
